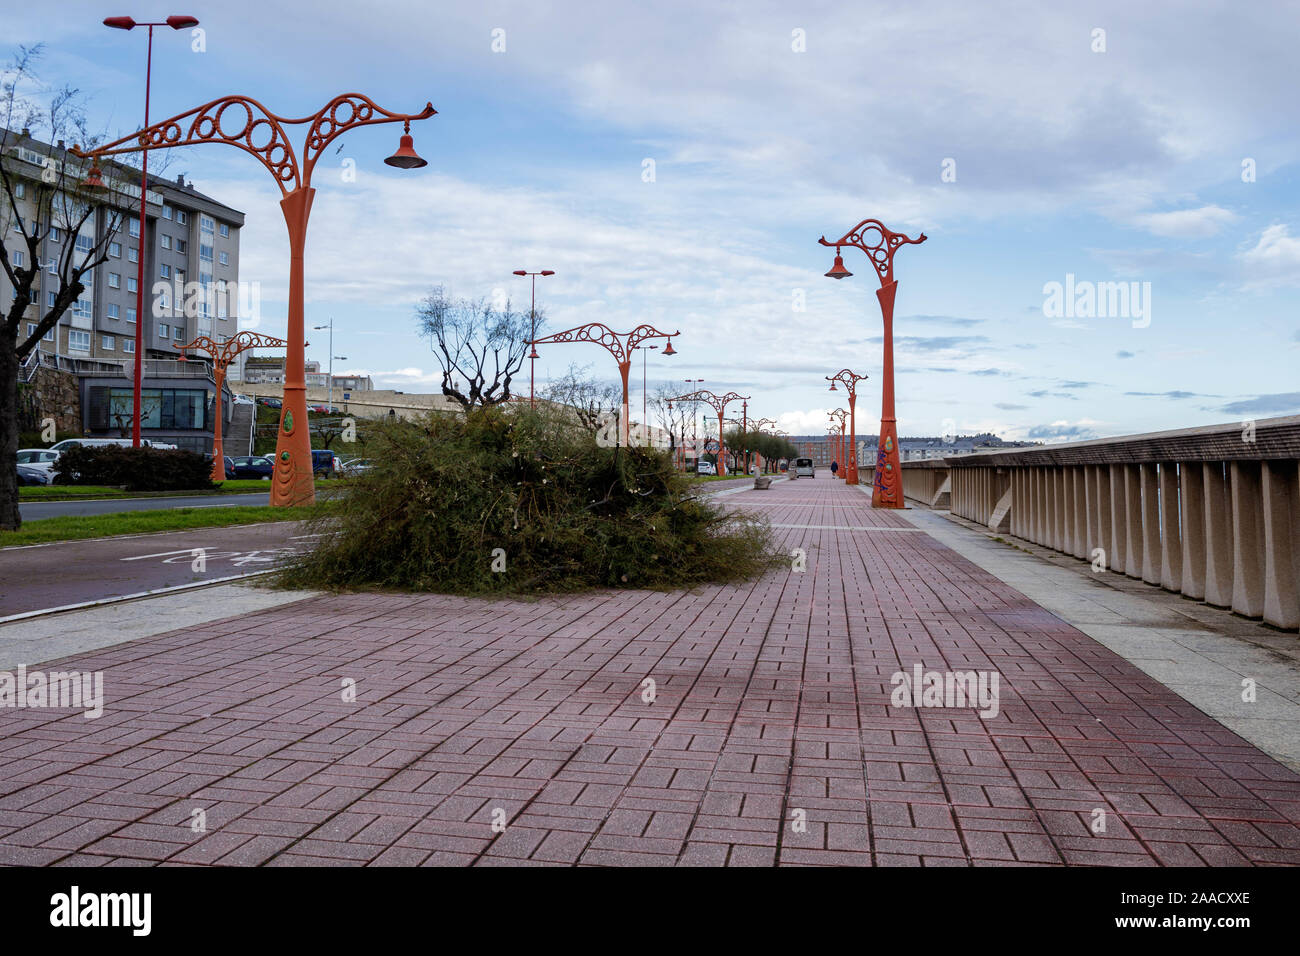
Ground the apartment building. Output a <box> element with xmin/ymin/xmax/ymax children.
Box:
<box><xmin>1</xmin><ymin>127</ymin><xmax>245</xmax><ymax>364</ymax></box>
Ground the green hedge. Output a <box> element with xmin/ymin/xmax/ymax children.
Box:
<box><xmin>53</xmin><ymin>446</ymin><xmax>216</xmax><ymax>492</ymax></box>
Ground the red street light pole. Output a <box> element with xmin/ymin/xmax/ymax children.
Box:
<box><xmin>512</xmin><ymin>269</ymin><xmax>554</xmax><ymax>408</ymax></box>
<box><xmin>175</xmin><ymin>330</ymin><xmax>286</xmax><ymax>481</ymax></box>
<box><xmin>77</xmin><ymin>93</ymin><xmax>435</xmax><ymax>505</ymax></box>
<box><xmin>103</xmin><ymin>14</ymin><xmax>198</xmax><ymax>448</ymax></box>
<box><xmin>668</xmin><ymin>389</ymin><xmax>749</xmax><ymax>477</ymax></box>
<box><xmin>826</xmin><ymin>368</ymin><xmax>868</xmax><ymax>485</ymax></box>
<box><xmin>820</xmin><ymin>218</ymin><xmax>926</xmax><ymax>507</ymax></box>
<box><xmin>528</xmin><ymin>323</ymin><xmax>679</xmax><ymax>448</ymax></box>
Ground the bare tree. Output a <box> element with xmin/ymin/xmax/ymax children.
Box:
<box><xmin>415</xmin><ymin>285</ymin><xmax>534</xmax><ymax>409</ymax></box>
<box><xmin>542</xmin><ymin>363</ymin><xmax>620</xmax><ymax>433</ymax></box>
<box><xmin>1</xmin><ymin>46</ymin><xmax>131</xmax><ymax>530</ymax></box>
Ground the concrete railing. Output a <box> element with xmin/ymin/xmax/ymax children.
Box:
<box><xmin>901</xmin><ymin>415</ymin><xmax>1300</xmax><ymax>632</ymax></box>
<box><xmin>900</xmin><ymin>459</ymin><xmax>952</xmax><ymax>509</ymax></box>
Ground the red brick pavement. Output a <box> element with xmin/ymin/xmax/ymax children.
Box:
<box><xmin>2</xmin><ymin>474</ymin><xmax>1298</xmax><ymax>866</ymax></box>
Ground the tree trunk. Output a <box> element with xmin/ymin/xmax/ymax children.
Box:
<box><xmin>0</xmin><ymin>335</ymin><xmax>21</xmax><ymax>531</ymax></box>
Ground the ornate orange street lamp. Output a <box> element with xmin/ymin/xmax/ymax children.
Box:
<box><xmin>820</xmin><ymin>219</ymin><xmax>926</xmax><ymax>507</ymax></box>
<box><xmin>528</xmin><ymin>323</ymin><xmax>679</xmax><ymax>447</ymax></box>
<box><xmin>826</xmin><ymin>369</ymin><xmax>868</xmax><ymax>485</ymax></box>
<box><xmin>74</xmin><ymin>93</ymin><xmax>436</xmax><ymax>506</ymax></box>
<box><xmin>176</xmin><ymin>331</ymin><xmax>287</xmax><ymax>481</ymax></box>
<box><xmin>670</xmin><ymin>389</ymin><xmax>748</xmax><ymax>476</ymax></box>
<box><xmin>828</xmin><ymin>408</ymin><xmax>848</xmax><ymax>477</ymax></box>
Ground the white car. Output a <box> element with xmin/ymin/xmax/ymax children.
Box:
<box><xmin>49</xmin><ymin>438</ymin><xmax>177</xmax><ymax>451</ymax></box>
<box><xmin>232</xmin><ymin>393</ymin><xmax>255</xmax><ymax>406</ymax></box>
<box><xmin>696</xmin><ymin>461</ymin><xmax>717</xmax><ymax>475</ymax></box>
<box><xmin>15</xmin><ymin>448</ymin><xmax>60</xmax><ymax>477</ymax></box>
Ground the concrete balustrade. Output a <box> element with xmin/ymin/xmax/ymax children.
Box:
<box><xmin>901</xmin><ymin>415</ymin><xmax>1300</xmax><ymax>631</ymax></box>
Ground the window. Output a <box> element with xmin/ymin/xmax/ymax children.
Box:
<box><xmin>26</xmin><ymin>322</ymin><xmax>53</xmax><ymax>342</ymax></box>
<box><xmin>109</xmin><ymin>241</ymin><xmax>121</xmax><ymax>258</ymax></box>
<box><xmin>13</xmin><ymin>183</ymin><xmax>23</xmax><ymax>199</ymax></box>
<box><xmin>159</xmin><ymin>289</ymin><xmax>170</xmax><ymax>310</ymax></box>
<box><xmin>49</xmin><ymin>226</ymin><xmax>62</xmax><ymax>242</ymax></box>
<box><xmin>175</xmin><ymin>210</ymin><xmax>188</xmax><ymax>226</ymax></box>
<box><xmin>107</xmin><ymin>303</ymin><xmax>120</xmax><ymax>319</ymax></box>
<box><xmin>68</xmin><ymin>329</ymin><xmax>90</xmax><ymax>351</ymax></box>
<box><xmin>173</xmin><ymin>326</ymin><xmax>185</xmax><ymax>341</ymax></box>
<box><xmin>163</xmin><ymin>205</ymin><xmax>173</xmax><ymax>220</ymax></box>
<box><xmin>101</xmin><ymin>334</ymin><xmax>115</xmax><ymax>350</ymax></box>
<box><xmin>219</xmin><ymin>224</ymin><xmax>230</xmax><ymax>238</ymax></box>
<box><xmin>219</xmin><ymin>251</ymin><xmax>229</xmax><ymax>266</ymax></box>
<box><xmin>128</xmin><ymin>248</ymin><xmax>138</xmax><ymax>263</ymax></box>
<box><xmin>46</xmin><ymin>291</ymin><xmax>56</xmax><ymax>308</ymax></box>
<box><xmin>127</xmin><ymin>277</ymin><xmax>138</xmax><ymax>293</ymax></box>
<box><xmin>73</xmin><ymin>298</ymin><xmax>92</xmax><ymax>320</ymax></box>
<box><xmin>10</xmin><ymin>250</ymin><xmax>21</xmax><ymax>267</ymax></box>
<box><xmin>46</xmin><ymin>257</ymin><xmax>57</xmax><ymax>274</ymax></box>
<box><xmin>128</xmin><ymin>219</ymin><xmax>140</xmax><ymax>238</ymax></box>
<box><xmin>176</xmin><ymin>238</ymin><xmax>187</xmax><ymax>254</ymax></box>
<box><xmin>158</xmin><ymin>323</ymin><xmax>170</xmax><ymax>338</ymax></box>
<box><xmin>123</xmin><ymin>338</ymin><xmax>134</xmax><ymax>354</ymax></box>
<box><xmin>75</xmin><ymin>234</ymin><xmax>93</xmax><ymax>254</ymax></box>
<box><xmin>200</xmin><ymin>215</ymin><xmax>214</xmax><ymax>233</ymax></box>
<box><xmin>126</xmin><ymin>307</ymin><xmax>136</xmax><ymax>325</ymax></box>
<box><xmin>161</xmin><ymin>234</ymin><xmax>171</xmax><ymax>250</ymax></box>
<box><xmin>91</xmin><ymin>387</ymin><xmax>206</xmax><ymax>430</ymax></box>
<box><xmin>108</xmin><ymin>273</ymin><xmax>120</xmax><ymax>289</ymax></box>
<box><xmin>160</xmin><ymin>264</ymin><xmax>171</xmax><ymax>279</ymax></box>
<box><xmin>199</xmin><ymin>243</ymin><xmax>213</xmax><ymax>261</ymax></box>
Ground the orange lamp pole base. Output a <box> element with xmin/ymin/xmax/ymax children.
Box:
<box><xmin>271</xmin><ymin>187</ymin><xmax>317</xmax><ymax>507</ymax></box>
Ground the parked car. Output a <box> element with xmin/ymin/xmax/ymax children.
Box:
<box><xmin>341</xmin><ymin>458</ymin><xmax>373</xmax><ymax>476</ymax></box>
<box><xmin>16</xmin><ymin>464</ymin><xmax>49</xmax><ymax>486</ymax></box>
<box><xmin>232</xmin><ymin>393</ymin><xmax>255</xmax><ymax>406</ymax></box>
<box><xmin>311</xmin><ymin>449</ymin><xmax>343</xmax><ymax>477</ymax></box>
<box><xmin>15</xmin><ymin>448</ymin><xmax>60</xmax><ymax>477</ymax></box>
<box><xmin>48</xmin><ymin>437</ymin><xmax>176</xmax><ymax>452</ymax></box>
<box><xmin>257</xmin><ymin>397</ymin><xmax>282</xmax><ymax>409</ymax></box>
<box><xmin>696</xmin><ymin>461</ymin><xmax>717</xmax><ymax>476</ymax></box>
<box><xmin>204</xmin><ymin>453</ymin><xmax>237</xmax><ymax>475</ymax></box>
<box><xmin>229</xmin><ymin>455</ymin><xmax>274</xmax><ymax>479</ymax></box>
<box><xmin>793</xmin><ymin>457</ymin><xmax>815</xmax><ymax>478</ymax></box>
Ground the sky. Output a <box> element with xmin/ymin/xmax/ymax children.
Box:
<box><xmin>8</xmin><ymin>0</ymin><xmax>1299</xmax><ymax>442</ymax></box>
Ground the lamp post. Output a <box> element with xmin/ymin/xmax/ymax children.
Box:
<box><xmin>829</xmin><ymin>408</ymin><xmax>847</xmax><ymax>477</ymax></box>
<box><xmin>668</xmin><ymin>389</ymin><xmax>749</xmax><ymax>477</ymax></box>
<box><xmin>176</xmin><ymin>330</ymin><xmax>286</xmax><ymax>481</ymax></box>
<box><xmin>102</xmin><ymin>14</ymin><xmax>199</xmax><ymax>448</ymax></box>
<box><xmin>77</xmin><ymin>92</ymin><xmax>435</xmax><ymax>506</ymax></box>
<box><xmin>527</xmin><ymin>323</ymin><xmax>679</xmax><ymax>448</ymax></box>
<box><xmin>820</xmin><ymin>219</ymin><xmax>926</xmax><ymax>507</ymax></box>
<box><xmin>512</xmin><ymin>269</ymin><xmax>554</xmax><ymax>408</ymax></box>
<box><xmin>632</xmin><ymin>342</ymin><xmax>658</xmax><ymax>446</ymax></box>
<box><xmin>312</xmin><ymin>318</ymin><xmax>347</xmax><ymax>411</ymax></box>
<box><xmin>826</xmin><ymin>369</ymin><xmax>868</xmax><ymax>485</ymax></box>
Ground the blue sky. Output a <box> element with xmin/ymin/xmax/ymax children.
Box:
<box><xmin>12</xmin><ymin>0</ymin><xmax>1299</xmax><ymax>441</ymax></box>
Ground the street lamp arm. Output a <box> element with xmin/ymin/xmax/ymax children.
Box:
<box><xmin>625</xmin><ymin>324</ymin><xmax>679</xmax><ymax>353</ymax></box>
<box><xmin>74</xmin><ymin>94</ymin><xmax>437</xmax><ymax>196</ymax></box>
<box><xmin>818</xmin><ymin>219</ymin><xmax>927</xmax><ymax>286</ymax></box>
<box><xmin>530</xmin><ymin>321</ymin><xmax>627</xmax><ymax>362</ymax></box>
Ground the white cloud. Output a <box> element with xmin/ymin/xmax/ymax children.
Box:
<box><xmin>1132</xmin><ymin>205</ymin><xmax>1237</xmax><ymax>238</ymax></box>
<box><xmin>1239</xmin><ymin>224</ymin><xmax>1300</xmax><ymax>289</ymax></box>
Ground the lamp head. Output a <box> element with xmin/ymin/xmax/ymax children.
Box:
<box><xmin>824</xmin><ymin>248</ymin><xmax>852</xmax><ymax>280</ymax></box>
<box><xmin>103</xmin><ymin>16</ymin><xmax>136</xmax><ymax>29</ymax></box>
<box><xmin>166</xmin><ymin>15</ymin><xmax>199</xmax><ymax>29</ymax></box>
<box><xmin>384</xmin><ymin>121</ymin><xmax>427</xmax><ymax>169</ymax></box>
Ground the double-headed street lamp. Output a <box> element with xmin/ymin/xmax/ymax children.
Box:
<box><xmin>76</xmin><ymin>92</ymin><xmax>435</xmax><ymax>506</ymax></box>
<box><xmin>512</xmin><ymin>269</ymin><xmax>554</xmax><ymax>407</ymax></box>
<box><xmin>826</xmin><ymin>369</ymin><xmax>868</xmax><ymax>486</ymax></box>
<box><xmin>103</xmin><ymin>14</ymin><xmax>199</xmax><ymax>448</ymax></box>
<box><xmin>313</xmin><ymin>318</ymin><xmax>348</xmax><ymax>411</ymax></box>
<box><xmin>819</xmin><ymin>218</ymin><xmax>926</xmax><ymax>507</ymax></box>
<box><xmin>175</xmin><ymin>330</ymin><xmax>286</xmax><ymax>481</ymax></box>
<box><xmin>632</xmin><ymin>342</ymin><xmax>659</xmax><ymax>445</ymax></box>
<box><xmin>527</xmin><ymin>323</ymin><xmax>678</xmax><ymax>448</ymax></box>
<box><xmin>669</xmin><ymin>389</ymin><xmax>749</xmax><ymax>476</ymax></box>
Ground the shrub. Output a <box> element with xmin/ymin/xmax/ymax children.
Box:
<box><xmin>53</xmin><ymin>445</ymin><xmax>215</xmax><ymax>491</ymax></box>
<box><xmin>278</xmin><ymin>405</ymin><xmax>780</xmax><ymax>594</ymax></box>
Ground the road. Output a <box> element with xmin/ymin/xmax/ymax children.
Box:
<box><xmin>0</xmin><ymin>520</ymin><xmax>312</xmax><ymax>618</ymax></box>
<box><xmin>20</xmin><ymin>492</ymin><xmax>269</xmax><ymax>520</ymax></box>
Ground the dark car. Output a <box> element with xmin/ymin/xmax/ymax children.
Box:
<box><xmin>230</xmin><ymin>455</ymin><xmax>274</xmax><ymax>479</ymax></box>
<box><xmin>16</xmin><ymin>464</ymin><xmax>48</xmax><ymax>486</ymax></box>
<box><xmin>311</xmin><ymin>449</ymin><xmax>342</xmax><ymax>478</ymax></box>
<box><xmin>257</xmin><ymin>397</ymin><xmax>282</xmax><ymax>409</ymax></box>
